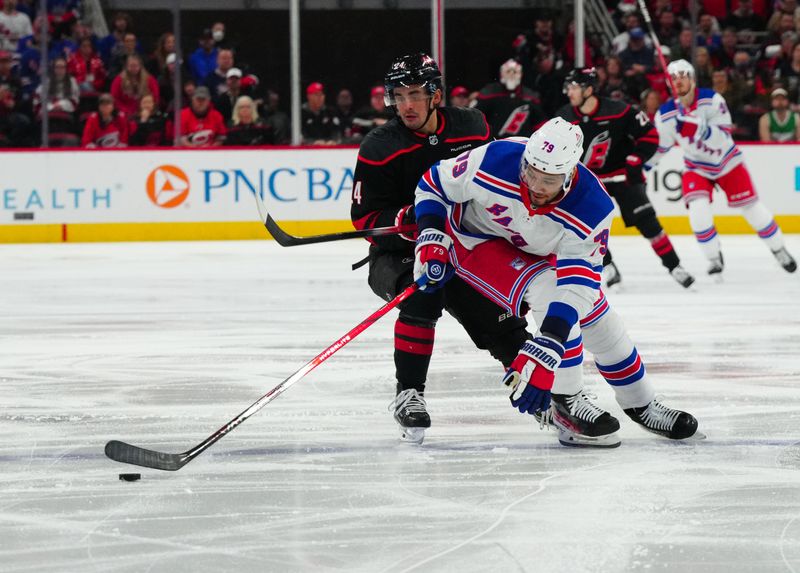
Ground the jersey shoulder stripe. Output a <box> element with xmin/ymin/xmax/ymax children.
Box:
<box><xmin>477</xmin><ymin>138</ymin><xmax>527</xmax><ymax>183</ymax></box>
<box><xmin>548</xmin><ymin>164</ymin><xmax>614</xmax><ymax>239</ymax></box>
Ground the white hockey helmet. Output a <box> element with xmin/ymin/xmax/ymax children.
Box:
<box><xmin>667</xmin><ymin>59</ymin><xmax>695</xmax><ymax>78</ymax></box>
<box><xmin>500</xmin><ymin>59</ymin><xmax>522</xmax><ymax>91</ymax></box>
<box><xmin>522</xmin><ymin>117</ymin><xmax>584</xmax><ymax>192</ymax></box>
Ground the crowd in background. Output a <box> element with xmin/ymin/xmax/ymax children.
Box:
<box><xmin>1</xmin><ymin>0</ymin><xmax>800</xmax><ymax>148</ymax></box>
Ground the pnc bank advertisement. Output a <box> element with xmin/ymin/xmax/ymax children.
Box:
<box><xmin>1</xmin><ymin>145</ymin><xmax>798</xmax><ymax>239</ymax></box>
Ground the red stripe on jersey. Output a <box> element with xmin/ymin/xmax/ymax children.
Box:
<box><xmin>352</xmin><ymin>211</ymin><xmax>381</xmax><ymax>231</ymax></box>
<box><xmin>446</xmin><ymin>115</ymin><xmax>491</xmax><ymax>143</ymax></box>
<box><xmin>358</xmin><ymin>144</ymin><xmax>423</xmax><ymax>166</ymax></box>
<box><xmin>553</xmin><ymin>208</ymin><xmax>592</xmax><ymax>235</ymax></box>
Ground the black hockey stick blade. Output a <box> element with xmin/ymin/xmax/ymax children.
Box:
<box><xmin>105</xmin><ymin>440</ymin><xmax>189</xmax><ymax>471</ymax></box>
<box><xmin>254</xmin><ymin>189</ymin><xmax>415</xmax><ymax>246</ymax></box>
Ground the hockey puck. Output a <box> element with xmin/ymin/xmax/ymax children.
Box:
<box><xmin>119</xmin><ymin>473</ymin><xmax>141</xmax><ymax>482</ymax></box>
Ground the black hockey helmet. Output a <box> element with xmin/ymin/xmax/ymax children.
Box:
<box><xmin>563</xmin><ymin>67</ymin><xmax>599</xmax><ymax>93</ymax></box>
<box><xmin>383</xmin><ymin>53</ymin><xmax>443</xmax><ymax>106</ymax></box>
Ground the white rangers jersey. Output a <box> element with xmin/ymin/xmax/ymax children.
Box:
<box><xmin>414</xmin><ymin>138</ymin><xmax>614</xmax><ymax>331</ymax></box>
<box><xmin>650</xmin><ymin>88</ymin><xmax>743</xmax><ymax>179</ymax></box>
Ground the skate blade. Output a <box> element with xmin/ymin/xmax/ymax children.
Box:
<box><xmin>398</xmin><ymin>426</ymin><xmax>426</xmax><ymax>445</ymax></box>
<box><xmin>558</xmin><ymin>429</ymin><xmax>621</xmax><ymax>448</ymax></box>
<box><xmin>710</xmin><ymin>273</ymin><xmax>724</xmax><ymax>283</ymax></box>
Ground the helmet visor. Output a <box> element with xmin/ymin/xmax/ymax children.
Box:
<box><xmin>384</xmin><ymin>83</ymin><xmax>436</xmax><ymax>107</ymax></box>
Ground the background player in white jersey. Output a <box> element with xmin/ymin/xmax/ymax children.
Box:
<box><xmin>412</xmin><ymin>118</ymin><xmax>698</xmax><ymax>447</ymax></box>
<box><xmin>649</xmin><ymin>59</ymin><xmax>796</xmax><ymax>275</ymax></box>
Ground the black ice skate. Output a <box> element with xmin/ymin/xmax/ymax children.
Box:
<box><xmin>669</xmin><ymin>265</ymin><xmax>695</xmax><ymax>288</ymax></box>
<box><xmin>624</xmin><ymin>397</ymin><xmax>698</xmax><ymax>439</ymax></box>
<box><xmin>772</xmin><ymin>247</ymin><xmax>797</xmax><ymax>273</ymax></box>
<box><xmin>389</xmin><ymin>388</ymin><xmax>430</xmax><ymax>444</ymax></box>
<box><xmin>603</xmin><ymin>261</ymin><xmax>622</xmax><ymax>288</ymax></box>
<box><xmin>707</xmin><ymin>253</ymin><xmax>724</xmax><ymax>276</ymax></box>
<box><xmin>551</xmin><ymin>391</ymin><xmax>621</xmax><ymax>448</ymax></box>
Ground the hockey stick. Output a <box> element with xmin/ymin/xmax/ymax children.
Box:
<box><xmin>105</xmin><ymin>279</ymin><xmax>422</xmax><ymax>471</ymax></box>
<box><xmin>636</xmin><ymin>0</ymin><xmax>678</xmax><ymax>99</ymax></box>
<box><xmin>254</xmin><ymin>191</ymin><xmax>416</xmax><ymax>247</ymax></box>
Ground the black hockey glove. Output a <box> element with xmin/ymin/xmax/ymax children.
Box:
<box><xmin>625</xmin><ymin>155</ymin><xmax>645</xmax><ymax>184</ymax></box>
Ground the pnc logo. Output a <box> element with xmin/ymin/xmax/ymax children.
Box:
<box><xmin>146</xmin><ymin>165</ymin><xmax>190</xmax><ymax>208</ymax></box>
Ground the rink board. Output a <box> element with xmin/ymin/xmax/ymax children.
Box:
<box><xmin>1</xmin><ymin>144</ymin><xmax>799</xmax><ymax>242</ymax></box>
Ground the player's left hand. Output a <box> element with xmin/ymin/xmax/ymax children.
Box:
<box><xmin>625</xmin><ymin>155</ymin><xmax>645</xmax><ymax>184</ymax></box>
<box><xmin>502</xmin><ymin>336</ymin><xmax>564</xmax><ymax>415</ymax></box>
<box><xmin>413</xmin><ymin>228</ymin><xmax>454</xmax><ymax>292</ymax></box>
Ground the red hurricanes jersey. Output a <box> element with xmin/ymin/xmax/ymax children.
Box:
<box><xmin>180</xmin><ymin>107</ymin><xmax>227</xmax><ymax>146</ymax></box>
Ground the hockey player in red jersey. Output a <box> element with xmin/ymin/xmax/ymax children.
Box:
<box><xmin>413</xmin><ymin>118</ymin><xmax>699</xmax><ymax>445</ymax></box>
<box><xmin>352</xmin><ymin>53</ymin><xmax>546</xmax><ymax>444</ymax></box>
<box><xmin>557</xmin><ymin>68</ymin><xmax>694</xmax><ymax>288</ymax></box>
<box><xmin>650</xmin><ymin>59</ymin><xmax>796</xmax><ymax>275</ymax></box>
<box><xmin>474</xmin><ymin>59</ymin><xmax>546</xmax><ymax>139</ymax></box>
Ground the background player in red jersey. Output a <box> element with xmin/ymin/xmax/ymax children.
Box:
<box><xmin>557</xmin><ymin>68</ymin><xmax>695</xmax><ymax>289</ymax></box>
<box><xmin>474</xmin><ymin>59</ymin><xmax>546</xmax><ymax>139</ymax></box>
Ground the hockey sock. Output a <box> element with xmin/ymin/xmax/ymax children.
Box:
<box><xmin>740</xmin><ymin>201</ymin><xmax>785</xmax><ymax>252</ymax></box>
<box><xmin>581</xmin><ymin>307</ymin><xmax>655</xmax><ymax>409</ymax></box>
<box><xmin>687</xmin><ymin>198</ymin><xmax>722</xmax><ymax>261</ymax></box>
<box><xmin>394</xmin><ymin>318</ymin><xmax>434</xmax><ymax>393</ymax></box>
<box><xmin>550</xmin><ymin>327</ymin><xmax>583</xmax><ymax>397</ymax></box>
<box><xmin>648</xmin><ymin>231</ymin><xmax>680</xmax><ymax>271</ymax></box>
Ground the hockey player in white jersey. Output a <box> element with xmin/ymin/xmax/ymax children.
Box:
<box><xmin>649</xmin><ymin>59</ymin><xmax>796</xmax><ymax>275</ymax></box>
<box><xmin>412</xmin><ymin>117</ymin><xmax>698</xmax><ymax>447</ymax></box>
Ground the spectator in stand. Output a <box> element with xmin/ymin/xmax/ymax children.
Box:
<box><xmin>145</xmin><ymin>32</ymin><xmax>175</xmax><ymax>77</ymax></box>
<box><xmin>129</xmin><ymin>92</ymin><xmax>170</xmax><ymax>147</ymax></box>
<box><xmin>656</xmin><ymin>10</ymin><xmax>682</xmax><ymax>47</ymax></box>
<box><xmin>265</xmin><ymin>89</ymin><xmax>290</xmax><ymax>144</ymax></box>
<box><xmin>713</xmin><ymin>69</ymin><xmax>747</xmax><ymax>120</ymax></box>
<box><xmin>98</xmin><ymin>12</ymin><xmax>132</xmax><ymax>64</ymax></box>
<box><xmin>768</xmin><ymin>0</ymin><xmax>800</xmax><ymax>32</ymax></box>
<box><xmin>696</xmin><ymin>13</ymin><xmax>723</xmax><ymax>53</ymax></box>
<box><xmin>763</xmin><ymin>13</ymin><xmax>797</xmax><ymax>47</ymax></box>
<box><xmin>725</xmin><ymin>0</ymin><xmax>766</xmax><ymax>32</ymax></box>
<box><xmin>301</xmin><ymin>81</ymin><xmax>341</xmax><ymax>145</ymax></box>
<box><xmin>158</xmin><ymin>52</ymin><xmax>179</xmax><ymax>113</ymax></box>
<box><xmin>613</xmin><ymin>13</ymin><xmax>652</xmax><ymax>55</ymax></box>
<box><xmin>225</xmin><ymin>95</ymin><xmax>273</xmax><ymax>146</ymax></box>
<box><xmin>775</xmin><ymin>41</ymin><xmax>800</xmax><ymax>100</ymax></box>
<box><xmin>33</xmin><ymin>57</ymin><xmax>79</xmax><ymax>143</ymax></box>
<box><xmin>640</xmin><ymin>88</ymin><xmax>663</xmax><ymax>120</ymax></box>
<box><xmin>351</xmin><ymin>85</ymin><xmax>392</xmax><ymax>141</ymax></box>
<box><xmin>205</xmin><ymin>47</ymin><xmax>235</xmax><ymax>98</ymax></box>
<box><xmin>620</xmin><ymin>28</ymin><xmax>654</xmax><ymax>97</ymax></box>
<box><xmin>694</xmin><ymin>47</ymin><xmax>715</xmax><ymax>87</ymax></box>
<box><xmin>211</xmin><ymin>21</ymin><xmax>227</xmax><ymax>49</ymax></box>
<box><xmin>108</xmin><ymin>32</ymin><xmax>140</xmax><ymax>78</ymax></box>
<box><xmin>179</xmin><ymin>85</ymin><xmax>225</xmax><ymax>147</ymax></box>
<box><xmin>67</xmin><ymin>37</ymin><xmax>106</xmax><ymax>96</ymax></box>
<box><xmin>189</xmin><ymin>28</ymin><xmax>217</xmax><ymax>85</ymax></box>
<box><xmin>670</xmin><ymin>28</ymin><xmax>695</xmax><ymax>62</ymax></box>
<box><xmin>0</xmin><ymin>0</ymin><xmax>32</xmax><ymax>52</ymax></box>
<box><xmin>335</xmin><ymin>88</ymin><xmax>356</xmax><ymax>142</ymax></box>
<box><xmin>514</xmin><ymin>13</ymin><xmax>565</xmax><ymax>89</ymax></box>
<box><xmin>81</xmin><ymin>92</ymin><xmax>128</xmax><ymax>148</ymax></box>
<box><xmin>212</xmin><ymin>67</ymin><xmax>245</xmax><ymax>121</ymax></box>
<box><xmin>528</xmin><ymin>48</ymin><xmax>566</xmax><ymax>115</ymax></box>
<box><xmin>759</xmin><ymin>87</ymin><xmax>800</xmax><ymax>139</ymax></box>
<box><xmin>47</xmin><ymin>0</ymin><xmax>79</xmax><ymax>41</ymax></box>
<box><xmin>716</xmin><ymin>28</ymin><xmax>740</xmax><ymax>70</ymax></box>
<box><xmin>0</xmin><ymin>50</ymin><xmax>31</xmax><ymax>146</ymax></box>
<box><xmin>564</xmin><ymin>20</ymin><xmax>594</xmax><ymax>68</ymax></box>
<box><xmin>449</xmin><ymin>85</ymin><xmax>470</xmax><ymax>106</ymax></box>
<box><xmin>110</xmin><ymin>54</ymin><xmax>159</xmax><ymax>116</ymax></box>
<box><xmin>646</xmin><ymin>45</ymin><xmax>672</xmax><ymax>100</ymax></box>
<box><xmin>602</xmin><ymin>55</ymin><xmax>628</xmax><ymax>100</ymax></box>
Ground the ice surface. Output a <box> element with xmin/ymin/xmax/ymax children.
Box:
<box><xmin>1</xmin><ymin>235</ymin><xmax>799</xmax><ymax>573</ymax></box>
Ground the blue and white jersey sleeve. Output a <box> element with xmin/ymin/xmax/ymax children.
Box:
<box><xmin>648</xmin><ymin>108</ymin><xmax>677</xmax><ymax>169</ymax></box>
<box><xmin>541</xmin><ymin>189</ymin><xmax>612</xmax><ymax>337</ymax></box>
<box><xmin>702</xmin><ymin>92</ymin><xmax>736</xmax><ymax>148</ymax></box>
<box><xmin>415</xmin><ymin>145</ymin><xmax>488</xmax><ymax>222</ymax></box>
